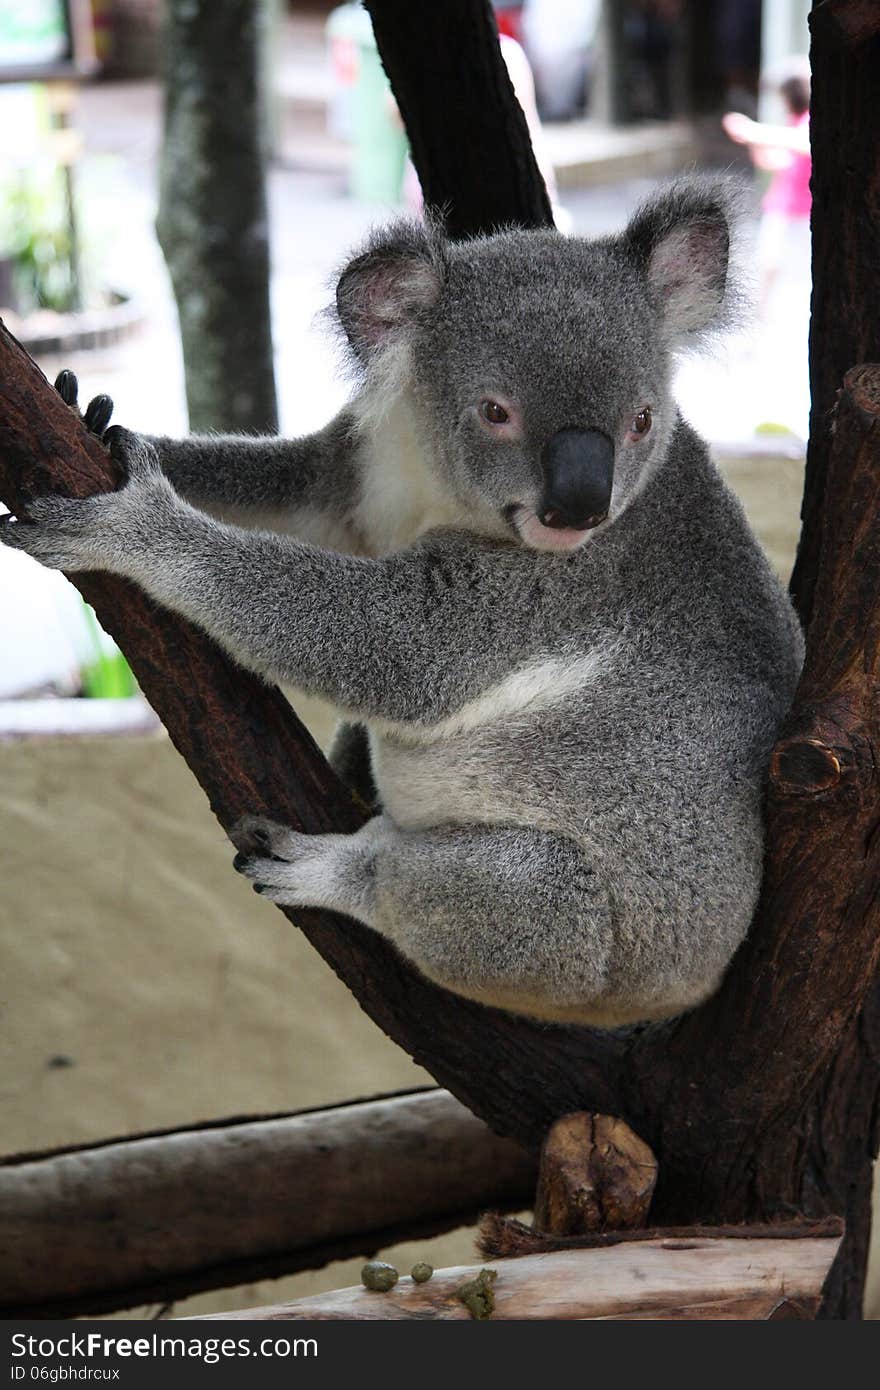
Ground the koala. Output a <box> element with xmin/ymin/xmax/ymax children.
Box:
<box><xmin>1</xmin><ymin>177</ymin><xmax>803</xmax><ymax>1028</ymax></box>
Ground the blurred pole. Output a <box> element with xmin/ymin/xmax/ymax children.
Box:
<box><xmin>156</xmin><ymin>0</ymin><xmax>278</xmax><ymax>434</ymax></box>
<box><xmin>591</xmin><ymin>1</ymin><xmax>627</xmax><ymax>126</ymax></box>
<box><xmin>260</xmin><ymin>0</ymin><xmax>284</xmax><ymax>162</ymax></box>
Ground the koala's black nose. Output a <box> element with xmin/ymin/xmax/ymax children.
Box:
<box><xmin>540</xmin><ymin>428</ymin><xmax>614</xmax><ymax>530</ymax></box>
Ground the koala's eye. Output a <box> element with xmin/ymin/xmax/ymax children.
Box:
<box><xmin>631</xmin><ymin>407</ymin><xmax>652</xmax><ymax>437</ymax></box>
<box><xmin>480</xmin><ymin>399</ymin><xmax>510</xmax><ymax>425</ymax></box>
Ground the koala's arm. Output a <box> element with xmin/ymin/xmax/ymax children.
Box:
<box><xmin>141</xmin><ymin>411</ymin><xmax>362</xmax><ymax>540</ymax></box>
<box><xmin>0</xmin><ymin>430</ymin><xmax>524</xmax><ymax>725</ymax></box>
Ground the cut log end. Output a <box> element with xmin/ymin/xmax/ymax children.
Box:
<box><xmin>533</xmin><ymin>1112</ymin><xmax>658</xmax><ymax>1237</ymax></box>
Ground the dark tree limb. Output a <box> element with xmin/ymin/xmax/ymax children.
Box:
<box><xmin>363</xmin><ymin>0</ymin><xmax>554</xmax><ymax>237</ymax></box>
<box><xmin>0</xmin><ymin>1089</ymin><xmax>534</xmax><ymax>1318</ymax></box>
<box><xmin>156</xmin><ymin>0</ymin><xmax>278</xmax><ymax>433</ymax></box>
<box><xmin>789</xmin><ymin>2</ymin><xmax>880</xmax><ymax>622</ymax></box>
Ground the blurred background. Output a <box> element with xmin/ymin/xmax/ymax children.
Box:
<box><xmin>3</xmin><ymin>0</ymin><xmax>864</xmax><ymax>1318</ymax></box>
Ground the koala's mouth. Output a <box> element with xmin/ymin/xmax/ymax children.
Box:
<box><xmin>507</xmin><ymin>504</ymin><xmax>607</xmax><ymax>552</ymax></box>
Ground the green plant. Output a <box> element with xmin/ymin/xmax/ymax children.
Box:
<box><xmin>0</xmin><ymin>163</ymin><xmax>76</xmax><ymax>314</ymax></box>
<box><xmin>79</xmin><ymin>600</ymin><xmax>137</xmax><ymax>699</ymax></box>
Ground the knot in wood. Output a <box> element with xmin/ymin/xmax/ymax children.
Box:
<box><xmin>844</xmin><ymin>363</ymin><xmax>880</xmax><ymax>419</ymax></box>
<box><xmin>769</xmin><ymin>738</ymin><xmax>842</xmax><ymax>795</ymax></box>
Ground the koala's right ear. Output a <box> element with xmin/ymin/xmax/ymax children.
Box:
<box><xmin>335</xmin><ymin>221</ymin><xmax>447</xmax><ymax>363</ymax></box>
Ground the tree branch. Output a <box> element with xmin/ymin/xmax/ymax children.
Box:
<box><xmin>789</xmin><ymin>0</ymin><xmax>880</xmax><ymax>622</ymax></box>
<box><xmin>363</xmin><ymin>0</ymin><xmax>553</xmax><ymax>237</ymax></box>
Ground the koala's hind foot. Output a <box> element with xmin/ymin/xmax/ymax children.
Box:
<box><xmin>231</xmin><ymin>814</ymin><xmax>387</xmax><ymax>925</ymax></box>
<box><xmin>231</xmin><ymin>815</ymin><xmax>614</xmax><ymax>1023</ymax></box>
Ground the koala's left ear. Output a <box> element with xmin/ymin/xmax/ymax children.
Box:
<box><xmin>623</xmin><ymin>178</ymin><xmax>738</xmax><ymax>342</ymax></box>
<box><xmin>335</xmin><ymin>220</ymin><xmax>447</xmax><ymax>363</ymax></box>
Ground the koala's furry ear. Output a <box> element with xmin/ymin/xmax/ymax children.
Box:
<box><xmin>623</xmin><ymin>178</ymin><xmax>740</xmax><ymax>343</ymax></box>
<box><xmin>335</xmin><ymin>220</ymin><xmax>447</xmax><ymax>363</ymax></box>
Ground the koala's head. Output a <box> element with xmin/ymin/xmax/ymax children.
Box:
<box><xmin>336</xmin><ymin>177</ymin><xmax>739</xmax><ymax>552</ymax></box>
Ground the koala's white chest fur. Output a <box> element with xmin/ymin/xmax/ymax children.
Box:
<box><xmin>367</xmin><ymin>650</ymin><xmax>615</xmax><ymax>832</ymax></box>
<box><xmin>354</xmin><ymin>394</ymin><xmax>463</xmax><ymax>554</ymax></box>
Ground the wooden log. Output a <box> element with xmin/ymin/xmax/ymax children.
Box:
<box><xmin>194</xmin><ymin>1233</ymin><xmax>842</xmax><ymax>1321</ymax></box>
<box><xmin>533</xmin><ymin>1113</ymin><xmax>657</xmax><ymax>1236</ymax></box>
<box><xmin>0</xmin><ymin>1090</ymin><xmax>534</xmax><ymax>1318</ymax></box>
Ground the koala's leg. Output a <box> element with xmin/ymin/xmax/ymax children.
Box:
<box><xmin>327</xmin><ymin>721</ymin><xmax>379</xmax><ymax>809</ymax></box>
<box><xmin>232</xmin><ymin>816</ymin><xmax>613</xmax><ymax>1018</ymax></box>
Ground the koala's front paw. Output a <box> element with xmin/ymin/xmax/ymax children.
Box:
<box><xmin>54</xmin><ymin>369</ymin><xmax>115</xmax><ymax>439</ymax></box>
<box><xmin>0</xmin><ymin>493</ymin><xmax>117</xmax><ymax>571</ymax></box>
<box><xmin>0</xmin><ymin>429</ymin><xmax>166</xmax><ymax>573</ymax></box>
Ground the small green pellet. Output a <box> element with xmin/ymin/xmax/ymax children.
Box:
<box><xmin>361</xmin><ymin>1260</ymin><xmax>399</xmax><ymax>1292</ymax></box>
<box><xmin>410</xmin><ymin>1262</ymin><xmax>434</xmax><ymax>1284</ymax></box>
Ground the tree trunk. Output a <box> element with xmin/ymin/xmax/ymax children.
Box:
<box><xmin>156</xmin><ymin>0</ymin><xmax>278</xmax><ymax>433</ymax></box>
<box><xmin>1</xmin><ymin>0</ymin><xmax>878</xmax><ymax>1321</ymax></box>
<box><xmin>789</xmin><ymin>0</ymin><xmax>880</xmax><ymax>623</ymax></box>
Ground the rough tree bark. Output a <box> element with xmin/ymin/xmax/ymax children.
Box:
<box><xmin>0</xmin><ymin>0</ymin><xmax>878</xmax><ymax>1320</ymax></box>
<box><xmin>156</xmin><ymin>0</ymin><xmax>278</xmax><ymax>433</ymax></box>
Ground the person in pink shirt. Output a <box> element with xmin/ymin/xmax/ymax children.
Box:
<box><xmin>723</xmin><ymin>70</ymin><xmax>811</xmax><ymax>311</ymax></box>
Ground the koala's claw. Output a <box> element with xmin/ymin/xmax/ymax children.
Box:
<box><xmin>53</xmin><ymin>369</ymin><xmax>115</xmax><ymax>440</ymax></box>
<box><xmin>230</xmin><ymin>816</ymin><xmax>315</xmax><ymax>899</ymax></box>
<box><xmin>54</xmin><ymin>369</ymin><xmax>79</xmax><ymax>407</ymax></box>
<box><xmin>85</xmin><ymin>394</ymin><xmax>114</xmax><ymax>437</ymax></box>
<box><xmin>230</xmin><ymin>849</ymin><xmax>268</xmax><ymax>891</ymax></box>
